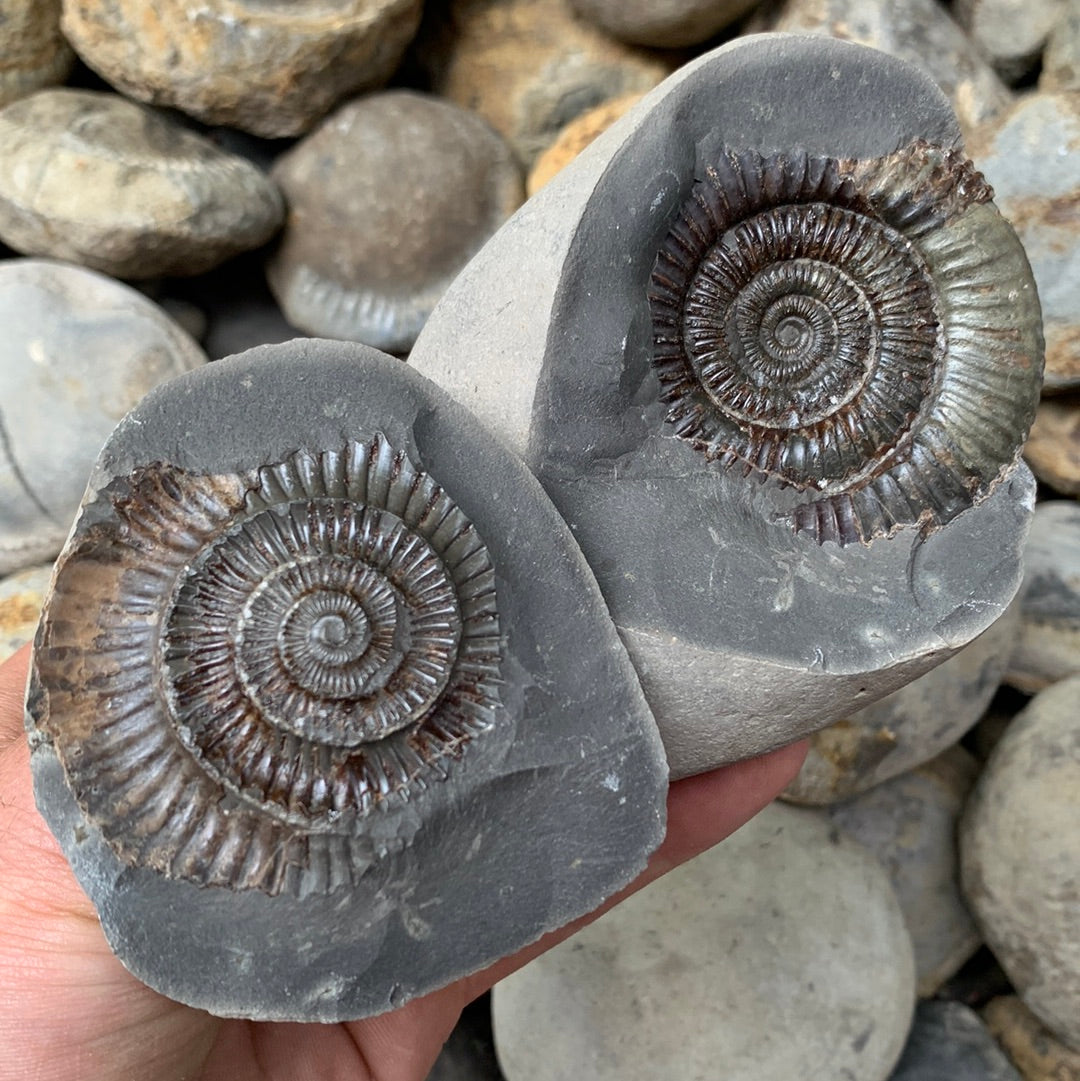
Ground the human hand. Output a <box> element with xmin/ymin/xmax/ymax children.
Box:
<box><xmin>0</xmin><ymin>644</ymin><xmax>806</xmax><ymax>1081</ymax></box>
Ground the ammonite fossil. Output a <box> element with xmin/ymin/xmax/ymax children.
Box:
<box><xmin>27</xmin><ymin>340</ymin><xmax>667</xmax><ymax>1020</ymax></box>
<box><xmin>648</xmin><ymin>141</ymin><xmax>1041</xmax><ymax>546</ymax></box>
<box><xmin>408</xmin><ymin>34</ymin><xmax>1044</xmax><ymax>777</ymax></box>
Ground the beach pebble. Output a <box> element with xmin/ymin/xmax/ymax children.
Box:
<box><xmin>0</xmin><ymin>0</ymin><xmax>73</xmax><ymax>109</ymax></box>
<box><xmin>0</xmin><ymin>562</ymin><xmax>52</xmax><ymax>662</ymax></box>
<box><xmin>825</xmin><ymin>747</ymin><xmax>983</xmax><ymax>997</ymax></box>
<box><xmin>1006</xmin><ymin>500</ymin><xmax>1080</xmax><ymax>693</ymax></box>
<box><xmin>0</xmin><ymin>89</ymin><xmax>284</xmax><ymax>279</ymax></box>
<box><xmin>268</xmin><ymin>91</ymin><xmax>524</xmax><ymax>354</ymax></box>
<box><xmin>493</xmin><ymin>802</ymin><xmax>915</xmax><ymax>1081</ymax></box>
<box><xmin>420</xmin><ymin>0</ymin><xmax>671</xmax><ymax>165</ymax></box>
<box><xmin>970</xmin><ymin>92</ymin><xmax>1080</xmax><ymax>392</ymax></box>
<box><xmin>526</xmin><ymin>93</ymin><xmax>642</xmax><ymax>195</ymax></box>
<box><xmin>1041</xmin><ymin>7</ymin><xmax>1080</xmax><ymax>92</ymax></box>
<box><xmin>763</xmin><ymin>0</ymin><xmax>1013</xmax><ymax>133</ymax></box>
<box><xmin>60</xmin><ymin>0</ymin><xmax>423</xmax><ymax>138</ymax></box>
<box><xmin>0</xmin><ymin>258</ymin><xmax>207</xmax><ymax>576</ymax></box>
<box><xmin>568</xmin><ymin>0</ymin><xmax>761</xmax><ymax>47</ymax></box>
<box><xmin>784</xmin><ymin>602</ymin><xmax>1019</xmax><ymax>803</ymax></box>
<box><xmin>1024</xmin><ymin>397</ymin><xmax>1080</xmax><ymax>496</ymax></box>
<box><xmin>891</xmin><ymin>1000</ymin><xmax>1022</xmax><ymax>1081</ymax></box>
<box><xmin>953</xmin><ymin>0</ymin><xmax>1067</xmax><ymax>84</ymax></box>
<box><xmin>983</xmin><ymin>995</ymin><xmax>1080</xmax><ymax>1081</ymax></box>
<box><xmin>961</xmin><ymin>676</ymin><xmax>1080</xmax><ymax>1051</ymax></box>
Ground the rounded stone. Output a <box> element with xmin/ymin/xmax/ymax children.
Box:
<box><xmin>267</xmin><ymin>91</ymin><xmax>524</xmax><ymax>354</ymax></box>
<box><xmin>1024</xmin><ymin>396</ymin><xmax>1080</xmax><ymax>496</ymax></box>
<box><xmin>969</xmin><ymin>92</ymin><xmax>1080</xmax><ymax>393</ymax></box>
<box><xmin>1041</xmin><ymin>6</ymin><xmax>1080</xmax><ymax>93</ymax></box>
<box><xmin>763</xmin><ymin>0</ymin><xmax>1014</xmax><ymax>133</ymax></box>
<box><xmin>953</xmin><ymin>0</ymin><xmax>1068</xmax><ymax>84</ymax></box>
<box><xmin>0</xmin><ymin>562</ymin><xmax>51</xmax><ymax>663</ymax></box>
<box><xmin>60</xmin><ymin>0</ymin><xmax>424</xmax><ymax>138</ymax></box>
<box><xmin>0</xmin><ymin>0</ymin><xmax>73</xmax><ymax>109</ymax></box>
<box><xmin>960</xmin><ymin>676</ymin><xmax>1080</xmax><ymax>1051</ymax></box>
<box><xmin>493</xmin><ymin>801</ymin><xmax>916</xmax><ymax>1081</ymax></box>
<box><xmin>891</xmin><ymin>1000</ymin><xmax>1022</xmax><ymax>1081</ymax></box>
<box><xmin>0</xmin><ymin>89</ymin><xmax>284</xmax><ymax>279</ymax></box>
<box><xmin>824</xmin><ymin>746</ymin><xmax>983</xmax><ymax>997</ymax></box>
<box><xmin>568</xmin><ymin>0</ymin><xmax>761</xmax><ymax>48</ymax></box>
<box><xmin>1006</xmin><ymin>500</ymin><xmax>1080</xmax><ymax>693</ymax></box>
<box><xmin>785</xmin><ymin>602</ymin><xmax>1019</xmax><ymax>803</ymax></box>
<box><xmin>0</xmin><ymin>258</ymin><xmax>207</xmax><ymax>576</ymax></box>
<box><xmin>527</xmin><ymin>93</ymin><xmax>643</xmax><ymax>196</ymax></box>
<box><xmin>420</xmin><ymin>0</ymin><xmax>671</xmax><ymax>165</ymax></box>
<box><xmin>983</xmin><ymin>995</ymin><xmax>1080</xmax><ymax>1081</ymax></box>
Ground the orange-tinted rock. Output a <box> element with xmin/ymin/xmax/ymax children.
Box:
<box><xmin>1024</xmin><ymin>396</ymin><xmax>1080</xmax><ymax>495</ymax></box>
<box><xmin>983</xmin><ymin>996</ymin><xmax>1080</xmax><ymax>1081</ymax></box>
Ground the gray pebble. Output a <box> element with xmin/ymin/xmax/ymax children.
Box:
<box><xmin>1006</xmin><ymin>500</ymin><xmax>1080</xmax><ymax>693</ymax></box>
<box><xmin>890</xmin><ymin>1000</ymin><xmax>1022</xmax><ymax>1081</ymax></box>
<box><xmin>786</xmin><ymin>604</ymin><xmax>1019</xmax><ymax>803</ymax></box>
<box><xmin>0</xmin><ymin>258</ymin><xmax>207</xmax><ymax>576</ymax></box>
<box><xmin>0</xmin><ymin>0</ymin><xmax>73</xmax><ymax>109</ymax></box>
<box><xmin>60</xmin><ymin>0</ymin><xmax>424</xmax><ymax>138</ymax></box>
<box><xmin>953</xmin><ymin>0</ymin><xmax>1068</xmax><ymax>84</ymax></box>
<box><xmin>569</xmin><ymin>0</ymin><xmax>762</xmax><ymax>48</ymax></box>
<box><xmin>0</xmin><ymin>89</ymin><xmax>284</xmax><ymax>280</ymax></box>
<box><xmin>961</xmin><ymin>676</ymin><xmax>1080</xmax><ymax>1052</ymax></box>
<box><xmin>824</xmin><ymin>747</ymin><xmax>983</xmax><ymax>998</ymax></box>
<box><xmin>970</xmin><ymin>92</ymin><xmax>1080</xmax><ymax>393</ymax></box>
<box><xmin>494</xmin><ymin>802</ymin><xmax>916</xmax><ymax>1081</ymax></box>
<box><xmin>1042</xmin><ymin>5</ymin><xmax>1080</xmax><ymax>92</ymax></box>
<box><xmin>763</xmin><ymin>0</ymin><xmax>1014</xmax><ymax>133</ymax></box>
<box><xmin>268</xmin><ymin>91</ymin><xmax>524</xmax><ymax>354</ymax></box>
<box><xmin>26</xmin><ymin>338</ymin><xmax>669</xmax><ymax>1021</ymax></box>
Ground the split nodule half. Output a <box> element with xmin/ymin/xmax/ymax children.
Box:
<box><xmin>409</xmin><ymin>33</ymin><xmax>1044</xmax><ymax>778</ymax></box>
<box><xmin>25</xmin><ymin>339</ymin><xmax>668</xmax><ymax>1021</ymax></box>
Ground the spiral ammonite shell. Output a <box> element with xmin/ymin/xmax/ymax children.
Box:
<box><xmin>35</xmin><ymin>435</ymin><xmax>501</xmax><ymax>896</ymax></box>
<box><xmin>649</xmin><ymin>141</ymin><xmax>1043</xmax><ymax>545</ymax></box>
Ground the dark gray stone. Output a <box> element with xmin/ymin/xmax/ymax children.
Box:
<box><xmin>409</xmin><ymin>35</ymin><xmax>1041</xmax><ymax>777</ymax></box>
<box><xmin>25</xmin><ymin>339</ymin><xmax>669</xmax><ymax>1022</ymax></box>
<box><xmin>569</xmin><ymin>0</ymin><xmax>761</xmax><ymax>48</ymax></box>
<box><xmin>890</xmin><ymin>1001</ymin><xmax>1022</xmax><ymax>1080</ymax></box>
<box><xmin>267</xmin><ymin>91</ymin><xmax>524</xmax><ymax>354</ymax></box>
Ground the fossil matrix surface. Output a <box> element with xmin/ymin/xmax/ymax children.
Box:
<box><xmin>25</xmin><ymin>340</ymin><xmax>668</xmax><ymax>1022</ymax></box>
<box><xmin>409</xmin><ymin>34</ymin><xmax>1044</xmax><ymax>778</ymax></box>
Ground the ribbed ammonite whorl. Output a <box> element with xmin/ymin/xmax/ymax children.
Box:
<box><xmin>649</xmin><ymin>142</ymin><xmax>1043</xmax><ymax>545</ymax></box>
<box><xmin>35</xmin><ymin>436</ymin><xmax>501</xmax><ymax>896</ymax></box>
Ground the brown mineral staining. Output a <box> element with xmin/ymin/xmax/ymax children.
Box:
<box><xmin>1024</xmin><ymin>396</ymin><xmax>1080</xmax><ymax>495</ymax></box>
<box><xmin>34</xmin><ymin>440</ymin><xmax>501</xmax><ymax>897</ymax></box>
<box><xmin>983</xmin><ymin>995</ymin><xmax>1080</xmax><ymax>1081</ymax></box>
<box><xmin>60</xmin><ymin>0</ymin><xmax>424</xmax><ymax>137</ymax></box>
<box><xmin>648</xmin><ymin>142</ymin><xmax>1042</xmax><ymax>545</ymax></box>
<box><xmin>527</xmin><ymin>92</ymin><xmax>643</xmax><ymax>195</ymax></box>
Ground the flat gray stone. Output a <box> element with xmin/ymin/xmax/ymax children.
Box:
<box><xmin>61</xmin><ymin>0</ymin><xmax>424</xmax><ymax>138</ymax></box>
<box><xmin>891</xmin><ymin>1001</ymin><xmax>1022</xmax><ymax>1081</ymax></box>
<box><xmin>26</xmin><ymin>338</ymin><xmax>669</xmax><ymax>1022</ymax></box>
<box><xmin>493</xmin><ymin>802</ymin><xmax>916</xmax><ymax>1081</ymax></box>
<box><xmin>0</xmin><ymin>89</ymin><xmax>284</xmax><ymax>279</ymax></box>
<box><xmin>961</xmin><ymin>676</ymin><xmax>1080</xmax><ymax>1051</ymax></box>
<box><xmin>409</xmin><ymin>35</ymin><xmax>1041</xmax><ymax>777</ymax></box>
<box><xmin>268</xmin><ymin>91</ymin><xmax>524</xmax><ymax>354</ymax></box>
<box><xmin>1006</xmin><ymin>500</ymin><xmax>1080</xmax><ymax>693</ymax></box>
<box><xmin>0</xmin><ymin>258</ymin><xmax>207</xmax><ymax>576</ymax></box>
<box><xmin>786</xmin><ymin>604</ymin><xmax>1019</xmax><ymax>803</ymax></box>
<box><xmin>823</xmin><ymin>747</ymin><xmax>983</xmax><ymax>997</ymax></box>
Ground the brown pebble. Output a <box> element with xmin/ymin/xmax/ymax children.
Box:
<box><xmin>984</xmin><ymin>995</ymin><xmax>1080</xmax><ymax>1080</ymax></box>
<box><xmin>1024</xmin><ymin>396</ymin><xmax>1080</xmax><ymax>495</ymax></box>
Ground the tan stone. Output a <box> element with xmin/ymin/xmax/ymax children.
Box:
<box><xmin>1024</xmin><ymin>397</ymin><xmax>1080</xmax><ymax>496</ymax></box>
<box><xmin>0</xmin><ymin>563</ymin><xmax>51</xmax><ymax>662</ymax></box>
<box><xmin>527</xmin><ymin>93</ymin><xmax>643</xmax><ymax>195</ymax></box>
<box><xmin>420</xmin><ymin>0</ymin><xmax>670</xmax><ymax>165</ymax></box>
<box><xmin>61</xmin><ymin>0</ymin><xmax>423</xmax><ymax>137</ymax></box>
<box><xmin>0</xmin><ymin>0</ymin><xmax>73</xmax><ymax>109</ymax></box>
<box><xmin>984</xmin><ymin>996</ymin><xmax>1080</xmax><ymax>1081</ymax></box>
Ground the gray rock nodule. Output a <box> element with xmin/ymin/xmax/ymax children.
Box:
<box><xmin>0</xmin><ymin>257</ymin><xmax>207</xmax><ymax>576</ymax></box>
<box><xmin>25</xmin><ymin>338</ymin><xmax>669</xmax><ymax>1022</ymax></box>
<box><xmin>267</xmin><ymin>91</ymin><xmax>524</xmax><ymax>355</ymax></box>
<box><xmin>408</xmin><ymin>34</ymin><xmax>1044</xmax><ymax>777</ymax></box>
<box><xmin>493</xmin><ymin>802</ymin><xmax>916</xmax><ymax>1081</ymax></box>
<box><xmin>961</xmin><ymin>675</ymin><xmax>1080</xmax><ymax>1052</ymax></box>
<box><xmin>0</xmin><ymin>89</ymin><xmax>284</xmax><ymax>280</ymax></box>
<box><xmin>60</xmin><ymin>0</ymin><xmax>424</xmax><ymax>138</ymax></box>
